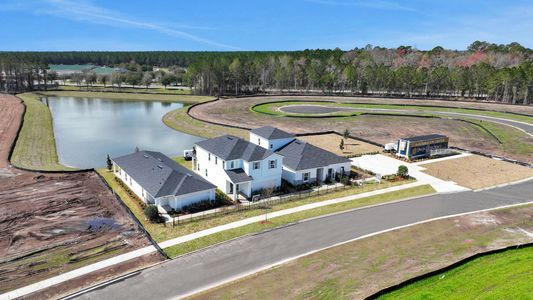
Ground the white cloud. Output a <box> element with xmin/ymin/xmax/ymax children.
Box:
<box><xmin>305</xmin><ymin>0</ymin><xmax>417</xmax><ymax>12</ymax></box>
<box><xmin>28</xmin><ymin>0</ymin><xmax>241</xmax><ymax>50</ymax></box>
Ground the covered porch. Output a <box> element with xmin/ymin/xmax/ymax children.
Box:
<box><xmin>225</xmin><ymin>168</ymin><xmax>253</xmax><ymax>201</ymax></box>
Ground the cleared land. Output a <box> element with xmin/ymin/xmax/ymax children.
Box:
<box><xmin>0</xmin><ymin>171</ymin><xmax>160</xmax><ymax>293</ymax></box>
<box><xmin>422</xmin><ymin>155</ymin><xmax>533</xmax><ymax>189</ymax></box>
<box><xmin>379</xmin><ymin>246</ymin><xmax>532</xmax><ymax>299</ymax></box>
<box><xmin>0</xmin><ymin>94</ymin><xmax>24</xmax><ymax>171</ymax></box>
<box><xmin>192</xmin><ymin>204</ymin><xmax>533</xmax><ymax>300</ymax></box>
<box><xmin>299</xmin><ymin>133</ymin><xmax>381</xmax><ymax>156</ymax></box>
<box><xmin>185</xmin><ymin>96</ymin><xmax>533</xmax><ymax>163</ymax></box>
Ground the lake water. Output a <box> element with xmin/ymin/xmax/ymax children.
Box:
<box><xmin>44</xmin><ymin>96</ymin><xmax>203</xmax><ymax>169</ymax></box>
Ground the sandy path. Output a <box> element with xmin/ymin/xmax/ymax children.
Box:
<box><xmin>0</xmin><ymin>94</ymin><xmax>24</xmax><ymax>169</ymax></box>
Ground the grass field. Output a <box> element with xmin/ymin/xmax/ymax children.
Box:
<box><xmin>96</xmin><ymin>168</ymin><xmax>429</xmax><ymax>256</ymax></box>
<box><xmin>192</xmin><ymin>204</ymin><xmax>533</xmax><ymax>299</ymax></box>
<box><xmin>40</xmin><ymin>90</ymin><xmax>212</xmax><ymax>104</ymax></box>
<box><xmin>11</xmin><ymin>93</ymin><xmax>76</xmax><ymax>171</ymax></box>
<box><xmin>252</xmin><ymin>101</ymin><xmax>533</xmax><ymax>124</ymax></box>
<box><xmin>379</xmin><ymin>246</ymin><xmax>533</xmax><ymax>299</ymax></box>
<box><xmin>163</xmin><ymin>105</ymin><xmax>247</xmax><ymax>139</ymax></box>
<box><xmin>52</xmin><ymin>84</ymin><xmax>193</xmax><ymax>95</ymax></box>
<box><xmin>163</xmin><ymin>184</ymin><xmax>434</xmax><ymax>257</ymax></box>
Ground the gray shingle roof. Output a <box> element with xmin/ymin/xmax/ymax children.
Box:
<box><xmin>195</xmin><ymin>135</ymin><xmax>275</xmax><ymax>161</ymax></box>
<box><xmin>112</xmin><ymin>151</ymin><xmax>215</xmax><ymax>198</ymax></box>
<box><xmin>225</xmin><ymin>168</ymin><xmax>253</xmax><ymax>183</ymax></box>
<box><xmin>276</xmin><ymin>140</ymin><xmax>351</xmax><ymax>171</ymax></box>
<box><xmin>251</xmin><ymin>126</ymin><xmax>295</xmax><ymax>140</ymax></box>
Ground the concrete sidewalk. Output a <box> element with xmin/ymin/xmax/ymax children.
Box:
<box><xmin>0</xmin><ymin>181</ymin><xmax>423</xmax><ymax>300</ymax></box>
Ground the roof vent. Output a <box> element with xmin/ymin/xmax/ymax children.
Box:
<box><xmin>157</xmin><ymin>165</ymin><xmax>163</xmax><ymax>169</ymax></box>
<box><xmin>157</xmin><ymin>158</ymin><xmax>162</xmax><ymax>162</ymax></box>
<box><xmin>143</xmin><ymin>155</ymin><xmax>148</xmax><ymax>158</ymax></box>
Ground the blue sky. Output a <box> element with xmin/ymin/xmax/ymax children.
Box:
<box><xmin>1</xmin><ymin>0</ymin><xmax>532</xmax><ymax>51</ymax></box>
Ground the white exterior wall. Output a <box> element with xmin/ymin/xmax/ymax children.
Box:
<box><xmin>244</xmin><ymin>153</ymin><xmax>283</xmax><ymax>193</ymax></box>
<box><xmin>281</xmin><ymin>161</ymin><xmax>351</xmax><ymax>186</ymax></box>
<box><xmin>194</xmin><ymin>146</ymin><xmax>229</xmax><ymax>192</ymax></box>
<box><xmin>113</xmin><ymin>162</ymin><xmax>152</xmax><ymax>204</ymax></box>
<box><xmin>155</xmin><ymin>189</ymin><xmax>216</xmax><ymax>210</ymax></box>
<box><xmin>249</xmin><ymin>132</ymin><xmax>294</xmax><ymax>151</ymax></box>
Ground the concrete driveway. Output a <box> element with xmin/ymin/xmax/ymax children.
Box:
<box><xmin>351</xmin><ymin>154</ymin><xmax>470</xmax><ymax>193</ymax></box>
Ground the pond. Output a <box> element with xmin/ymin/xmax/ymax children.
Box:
<box><xmin>43</xmin><ymin>96</ymin><xmax>203</xmax><ymax>169</ymax></box>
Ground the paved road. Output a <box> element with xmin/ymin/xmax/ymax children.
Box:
<box><xmin>280</xmin><ymin>105</ymin><xmax>533</xmax><ymax>136</ymax></box>
<box><xmin>74</xmin><ymin>180</ymin><xmax>533</xmax><ymax>300</ymax></box>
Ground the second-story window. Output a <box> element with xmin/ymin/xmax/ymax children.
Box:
<box><xmin>205</xmin><ymin>169</ymin><xmax>208</xmax><ymax>177</ymax></box>
<box><xmin>223</xmin><ymin>161</ymin><xmax>225</xmax><ymax>168</ymax></box>
<box><xmin>270</xmin><ymin>144</ymin><xmax>273</xmax><ymax>149</ymax></box>
<box><xmin>269</xmin><ymin>159</ymin><xmax>276</xmax><ymax>169</ymax></box>
<box><xmin>215</xmin><ymin>157</ymin><xmax>218</xmax><ymax>165</ymax></box>
<box><xmin>258</xmin><ymin>138</ymin><xmax>261</xmax><ymax>145</ymax></box>
<box><xmin>208</xmin><ymin>153</ymin><xmax>211</xmax><ymax>161</ymax></box>
<box><xmin>230</xmin><ymin>161</ymin><xmax>235</xmax><ymax>169</ymax></box>
<box><xmin>253</xmin><ymin>161</ymin><xmax>260</xmax><ymax>170</ymax></box>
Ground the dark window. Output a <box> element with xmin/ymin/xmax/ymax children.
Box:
<box><xmin>269</xmin><ymin>160</ymin><xmax>276</xmax><ymax>169</ymax></box>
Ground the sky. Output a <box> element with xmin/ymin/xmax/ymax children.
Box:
<box><xmin>0</xmin><ymin>0</ymin><xmax>532</xmax><ymax>51</ymax></box>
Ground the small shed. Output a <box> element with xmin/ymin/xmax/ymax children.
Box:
<box><xmin>396</xmin><ymin>134</ymin><xmax>449</xmax><ymax>160</ymax></box>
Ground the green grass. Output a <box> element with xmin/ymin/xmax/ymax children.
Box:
<box><xmin>379</xmin><ymin>246</ymin><xmax>533</xmax><ymax>299</ymax></box>
<box><xmin>11</xmin><ymin>93</ymin><xmax>76</xmax><ymax>171</ymax></box>
<box><xmin>52</xmin><ymin>84</ymin><xmax>194</xmax><ymax>95</ymax></box>
<box><xmin>97</xmin><ymin>168</ymin><xmax>420</xmax><ymax>242</ymax></box>
<box><xmin>466</xmin><ymin>118</ymin><xmax>533</xmax><ymax>155</ymax></box>
<box><xmin>252</xmin><ymin>101</ymin><xmax>533</xmax><ymax>124</ymax></box>
<box><xmin>39</xmin><ymin>90</ymin><xmax>212</xmax><ymax>104</ymax></box>
<box><xmin>163</xmin><ymin>184</ymin><xmax>435</xmax><ymax>257</ymax></box>
<box><xmin>172</xmin><ymin>156</ymin><xmax>192</xmax><ymax>169</ymax></box>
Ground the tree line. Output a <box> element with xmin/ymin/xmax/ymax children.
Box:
<box><xmin>1</xmin><ymin>41</ymin><xmax>532</xmax><ymax>104</ymax></box>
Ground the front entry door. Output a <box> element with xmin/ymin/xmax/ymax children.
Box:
<box><xmin>327</xmin><ymin>168</ymin><xmax>333</xmax><ymax>179</ymax></box>
<box><xmin>229</xmin><ymin>182</ymin><xmax>234</xmax><ymax>194</ymax></box>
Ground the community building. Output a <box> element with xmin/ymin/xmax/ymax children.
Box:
<box><xmin>193</xmin><ymin>126</ymin><xmax>351</xmax><ymax>199</ymax></box>
<box><xmin>112</xmin><ymin>151</ymin><xmax>216</xmax><ymax>210</ymax></box>
<box><xmin>396</xmin><ymin>134</ymin><xmax>449</xmax><ymax>160</ymax></box>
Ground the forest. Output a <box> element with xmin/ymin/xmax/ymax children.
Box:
<box><xmin>1</xmin><ymin>41</ymin><xmax>532</xmax><ymax>104</ymax></box>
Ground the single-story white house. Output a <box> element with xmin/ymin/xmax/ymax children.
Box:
<box><xmin>112</xmin><ymin>150</ymin><xmax>216</xmax><ymax>210</ymax></box>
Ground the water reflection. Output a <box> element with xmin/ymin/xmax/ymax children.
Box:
<box><xmin>45</xmin><ymin>97</ymin><xmax>203</xmax><ymax>168</ymax></box>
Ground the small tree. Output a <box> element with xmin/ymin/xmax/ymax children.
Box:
<box><xmin>343</xmin><ymin>128</ymin><xmax>350</xmax><ymax>140</ymax></box>
<box><xmin>144</xmin><ymin>206</ymin><xmax>160</xmax><ymax>223</ymax></box>
<box><xmin>106</xmin><ymin>154</ymin><xmax>112</xmax><ymax>171</ymax></box>
<box><xmin>397</xmin><ymin>165</ymin><xmax>409</xmax><ymax>178</ymax></box>
<box><xmin>339</xmin><ymin>139</ymin><xmax>345</xmax><ymax>151</ymax></box>
<box><xmin>135</xmin><ymin>146</ymin><xmax>140</xmax><ymax>152</ymax></box>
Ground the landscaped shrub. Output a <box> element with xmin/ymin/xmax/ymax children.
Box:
<box><xmin>114</xmin><ymin>177</ymin><xmax>146</xmax><ymax>209</ymax></box>
<box><xmin>144</xmin><ymin>205</ymin><xmax>161</xmax><ymax>223</ymax></box>
<box><xmin>397</xmin><ymin>165</ymin><xmax>409</xmax><ymax>178</ymax></box>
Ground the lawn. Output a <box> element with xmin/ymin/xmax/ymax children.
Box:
<box><xmin>39</xmin><ymin>90</ymin><xmax>213</xmax><ymax>104</ymax></box>
<box><xmin>192</xmin><ymin>205</ymin><xmax>533</xmax><ymax>300</ymax></box>
<box><xmin>11</xmin><ymin>93</ymin><xmax>76</xmax><ymax>171</ymax></box>
<box><xmin>163</xmin><ymin>105</ymin><xmax>248</xmax><ymax>139</ymax></box>
<box><xmin>52</xmin><ymin>84</ymin><xmax>194</xmax><ymax>95</ymax></box>
<box><xmin>379</xmin><ymin>246</ymin><xmax>533</xmax><ymax>299</ymax></box>
<box><xmin>164</xmin><ymin>184</ymin><xmax>434</xmax><ymax>257</ymax></box>
<box><xmin>252</xmin><ymin>101</ymin><xmax>533</xmax><ymax>124</ymax></box>
<box><xmin>97</xmin><ymin>168</ymin><xmax>429</xmax><ymax>254</ymax></box>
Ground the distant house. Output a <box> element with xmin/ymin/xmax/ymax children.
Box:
<box><xmin>112</xmin><ymin>151</ymin><xmax>216</xmax><ymax>210</ymax></box>
<box><xmin>396</xmin><ymin>134</ymin><xmax>449</xmax><ymax>160</ymax></box>
<box><xmin>48</xmin><ymin>64</ymin><xmax>96</xmax><ymax>75</ymax></box>
<box><xmin>250</xmin><ymin>126</ymin><xmax>352</xmax><ymax>185</ymax></box>
<box><xmin>194</xmin><ymin>136</ymin><xmax>284</xmax><ymax>200</ymax></box>
<box><xmin>194</xmin><ymin>126</ymin><xmax>352</xmax><ymax>199</ymax></box>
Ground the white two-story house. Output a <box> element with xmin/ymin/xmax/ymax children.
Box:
<box><xmin>193</xmin><ymin>135</ymin><xmax>284</xmax><ymax>200</ymax></box>
<box><xmin>250</xmin><ymin>126</ymin><xmax>352</xmax><ymax>186</ymax></box>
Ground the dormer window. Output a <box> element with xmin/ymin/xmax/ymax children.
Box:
<box><xmin>269</xmin><ymin>159</ymin><xmax>276</xmax><ymax>169</ymax></box>
<box><xmin>230</xmin><ymin>161</ymin><xmax>235</xmax><ymax>169</ymax></box>
<box><xmin>253</xmin><ymin>161</ymin><xmax>260</xmax><ymax>170</ymax></box>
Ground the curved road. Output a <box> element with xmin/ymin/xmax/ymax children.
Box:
<box><xmin>73</xmin><ymin>180</ymin><xmax>533</xmax><ymax>300</ymax></box>
<box><xmin>280</xmin><ymin>105</ymin><xmax>533</xmax><ymax>136</ymax></box>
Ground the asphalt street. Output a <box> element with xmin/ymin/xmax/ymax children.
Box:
<box><xmin>280</xmin><ymin>105</ymin><xmax>533</xmax><ymax>135</ymax></box>
<box><xmin>74</xmin><ymin>179</ymin><xmax>533</xmax><ymax>300</ymax></box>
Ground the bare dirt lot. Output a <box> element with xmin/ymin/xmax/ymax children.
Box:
<box><xmin>299</xmin><ymin>133</ymin><xmax>381</xmax><ymax>156</ymax></box>
<box><xmin>0</xmin><ymin>94</ymin><xmax>24</xmax><ymax>170</ymax></box>
<box><xmin>0</xmin><ymin>171</ymin><xmax>158</xmax><ymax>293</ymax></box>
<box><xmin>422</xmin><ymin>155</ymin><xmax>533</xmax><ymax>189</ymax></box>
<box><xmin>193</xmin><ymin>204</ymin><xmax>533</xmax><ymax>300</ymax></box>
<box><xmin>187</xmin><ymin>96</ymin><xmax>533</xmax><ymax>163</ymax></box>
